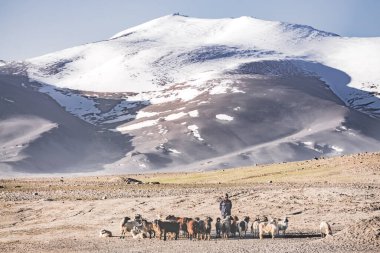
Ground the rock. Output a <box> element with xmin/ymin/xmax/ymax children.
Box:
<box><xmin>268</xmin><ymin>180</ymin><xmax>273</xmax><ymax>183</ymax></box>
<box><xmin>148</xmin><ymin>181</ymin><xmax>160</xmax><ymax>185</ymax></box>
<box><xmin>44</xmin><ymin>198</ymin><xmax>54</xmax><ymax>201</ymax></box>
<box><xmin>0</xmin><ymin>185</ymin><xmax>4</xmax><ymax>189</ymax></box>
<box><xmin>102</xmin><ymin>195</ymin><xmax>107</xmax><ymax>200</ymax></box>
<box><xmin>126</xmin><ymin>178</ymin><xmax>143</xmax><ymax>184</ymax></box>
<box><xmin>33</xmin><ymin>192</ymin><xmax>38</xmax><ymax>196</ymax></box>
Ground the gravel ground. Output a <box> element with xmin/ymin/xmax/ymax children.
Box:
<box><xmin>0</xmin><ymin>178</ymin><xmax>379</xmax><ymax>253</ymax></box>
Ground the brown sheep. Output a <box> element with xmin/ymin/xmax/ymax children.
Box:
<box><xmin>187</xmin><ymin>219</ymin><xmax>198</xmax><ymax>240</ymax></box>
<box><xmin>141</xmin><ymin>219</ymin><xmax>155</xmax><ymax>239</ymax></box>
<box><xmin>176</xmin><ymin>217</ymin><xmax>190</xmax><ymax>238</ymax></box>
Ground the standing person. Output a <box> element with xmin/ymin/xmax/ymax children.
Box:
<box><xmin>220</xmin><ymin>193</ymin><xmax>232</xmax><ymax>218</ymax></box>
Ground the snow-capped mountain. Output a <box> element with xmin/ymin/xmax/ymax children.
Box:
<box><xmin>1</xmin><ymin>14</ymin><xmax>380</xmax><ymax>176</ymax></box>
<box><xmin>0</xmin><ymin>60</ymin><xmax>6</xmax><ymax>67</ymax></box>
<box><xmin>24</xmin><ymin>15</ymin><xmax>380</xmax><ymax>114</ymax></box>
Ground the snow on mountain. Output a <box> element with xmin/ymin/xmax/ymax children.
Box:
<box><xmin>23</xmin><ymin>15</ymin><xmax>380</xmax><ymax>117</ymax></box>
<box><xmin>0</xmin><ymin>60</ymin><xmax>6</xmax><ymax>67</ymax></box>
<box><xmin>2</xmin><ymin>15</ymin><xmax>380</xmax><ymax>175</ymax></box>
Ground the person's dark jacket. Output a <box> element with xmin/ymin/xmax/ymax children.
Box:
<box><xmin>219</xmin><ymin>199</ymin><xmax>232</xmax><ymax>217</ymax></box>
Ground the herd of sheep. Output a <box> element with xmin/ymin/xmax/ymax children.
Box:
<box><xmin>99</xmin><ymin>214</ymin><xmax>333</xmax><ymax>240</ymax></box>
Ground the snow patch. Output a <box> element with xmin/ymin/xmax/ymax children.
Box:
<box><xmin>331</xmin><ymin>145</ymin><xmax>344</xmax><ymax>152</ymax></box>
<box><xmin>38</xmin><ymin>85</ymin><xmax>100</xmax><ymax>123</ymax></box>
<box><xmin>116</xmin><ymin>119</ymin><xmax>159</xmax><ymax>132</ymax></box>
<box><xmin>165</xmin><ymin>112</ymin><xmax>187</xmax><ymax>121</ymax></box>
<box><xmin>168</xmin><ymin>148</ymin><xmax>181</xmax><ymax>154</ymax></box>
<box><xmin>187</xmin><ymin>124</ymin><xmax>204</xmax><ymax>141</ymax></box>
<box><xmin>136</xmin><ymin>111</ymin><xmax>159</xmax><ymax>119</ymax></box>
<box><xmin>188</xmin><ymin>110</ymin><xmax>199</xmax><ymax>117</ymax></box>
<box><xmin>216</xmin><ymin>114</ymin><xmax>234</xmax><ymax>121</ymax></box>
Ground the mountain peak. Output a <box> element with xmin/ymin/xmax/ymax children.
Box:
<box><xmin>110</xmin><ymin>14</ymin><xmax>337</xmax><ymax>41</ymax></box>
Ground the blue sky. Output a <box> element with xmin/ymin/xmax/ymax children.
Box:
<box><xmin>1</xmin><ymin>0</ymin><xmax>379</xmax><ymax>61</ymax></box>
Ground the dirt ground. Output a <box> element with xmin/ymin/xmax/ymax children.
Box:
<box><xmin>0</xmin><ymin>153</ymin><xmax>379</xmax><ymax>252</ymax></box>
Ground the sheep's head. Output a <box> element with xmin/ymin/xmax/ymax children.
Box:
<box><xmin>244</xmin><ymin>216</ymin><xmax>250</xmax><ymax>223</ymax></box>
<box><xmin>165</xmin><ymin>215</ymin><xmax>176</xmax><ymax>221</ymax></box>
<box><xmin>123</xmin><ymin>216</ymin><xmax>131</xmax><ymax>222</ymax></box>
<box><xmin>153</xmin><ymin>219</ymin><xmax>161</xmax><ymax>226</ymax></box>
<box><xmin>224</xmin><ymin>215</ymin><xmax>232</xmax><ymax>222</ymax></box>
<box><xmin>216</xmin><ymin>217</ymin><xmax>221</xmax><ymax>222</ymax></box>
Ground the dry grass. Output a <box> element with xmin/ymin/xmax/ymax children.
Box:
<box><xmin>137</xmin><ymin>152</ymin><xmax>380</xmax><ymax>184</ymax></box>
<box><xmin>0</xmin><ymin>152</ymin><xmax>379</xmax><ymax>191</ymax></box>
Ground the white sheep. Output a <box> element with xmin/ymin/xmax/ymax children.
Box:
<box><xmin>319</xmin><ymin>221</ymin><xmax>332</xmax><ymax>238</ymax></box>
<box><xmin>277</xmin><ymin>217</ymin><xmax>289</xmax><ymax>236</ymax></box>
<box><xmin>259</xmin><ymin>218</ymin><xmax>278</xmax><ymax>239</ymax></box>
<box><xmin>250</xmin><ymin>218</ymin><xmax>260</xmax><ymax>238</ymax></box>
<box><xmin>130</xmin><ymin>225</ymin><xmax>146</xmax><ymax>239</ymax></box>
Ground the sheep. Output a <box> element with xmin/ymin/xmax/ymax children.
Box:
<box><xmin>221</xmin><ymin>216</ymin><xmax>232</xmax><ymax>239</ymax></box>
<box><xmin>176</xmin><ymin>217</ymin><xmax>190</xmax><ymax>238</ymax></box>
<box><xmin>197</xmin><ymin>219</ymin><xmax>206</xmax><ymax>240</ymax></box>
<box><xmin>277</xmin><ymin>217</ymin><xmax>289</xmax><ymax>236</ymax></box>
<box><xmin>259</xmin><ymin>218</ymin><xmax>278</xmax><ymax>239</ymax></box>
<box><xmin>141</xmin><ymin>219</ymin><xmax>155</xmax><ymax>239</ymax></box>
<box><xmin>120</xmin><ymin>216</ymin><xmax>131</xmax><ymax>239</ymax></box>
<box><xmin>153</xmin><ymin>219</ymin><xmax>180</xmax><ymax>241</ymax></box>
<box><xmin>99</xmin><ymin>229</ymin><xmax>112</xmax><ymax>238</ymax></box>
<box><xmin>120</xmin><ymin>215</ymin><xmax>145</xmax><ymax>239</ymax></box>
<box><xmin>230</xmin><ymin>216</ymin><xmax>239</xmax><ymax>238</ymax></box>
<box><xmin>187</xmin><ymin>219</ymin><xmax>198</xmax><ymax>240</ymax></box>
<box><xmin>251</xmin><ymin>217</ymin><xmax>261</xmax><ymax>238</ymax></box>
<box><xmin>320</xmin><ymin>221</ymin><xmax>332</xmax><ymax>238</ymax></box>
<box><xmin>204</xmin><ymin>217</ymin><xmax>213</xmax><ymax>240</ymax></box>
<box><xmin>130</xmin><ymin>225</ymin><xmax>145</xmax><ymax>239</ymax></box>
<box><xmin>237</xmin><ymin>216</ymin><xmax>250</xmax><ymax>238</ymax></box>
<box><xmin>215</xmin><ymin>217</ymin><xmax>222</xmax><ymax>238</ymax></box>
